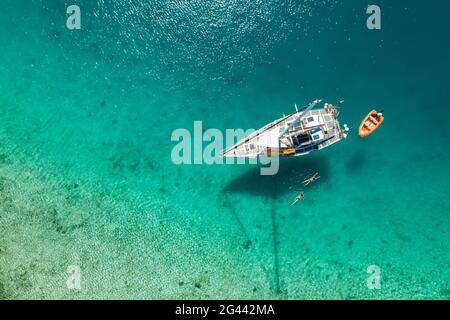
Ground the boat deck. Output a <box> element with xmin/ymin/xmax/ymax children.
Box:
<box><xmin>283</xmin><ymin>108</ymin><xmax>342</xmax><ymax>151</ymax></box>
<box><xmin>223</xmin><ymin>102</ymin><xmax>344</xmax><ymax>158</ymax></box>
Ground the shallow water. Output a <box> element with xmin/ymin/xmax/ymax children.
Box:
<box><xmin>0</xmin><ymin>0</ymin><xmax>449</xmax><ymax>299</ymax></box>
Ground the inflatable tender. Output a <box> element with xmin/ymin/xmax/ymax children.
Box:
<box><xmin>359</xmin><ymin>110</ymin><xmax>384</xmax><ymax>137</ymax></box>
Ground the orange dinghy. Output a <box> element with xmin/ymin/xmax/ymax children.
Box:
<box><xmin>359</xmin><ymin>110</ymin><xmax>384</xmax><ymax>137</ymax></box>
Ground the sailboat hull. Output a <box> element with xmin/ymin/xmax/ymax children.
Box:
<box><xmin>222</xmin><ymin>101</ymin><xmax>346</xmax><ymax>159</ymax></box>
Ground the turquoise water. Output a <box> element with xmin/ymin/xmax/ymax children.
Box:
<box><xmin>0</xmin><ymin>0</ymin><xmax>449</xmax><ymax>299</ymax></box>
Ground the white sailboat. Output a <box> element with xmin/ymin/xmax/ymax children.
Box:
<box><xmin>223</xmin><ymin>99</ymin><xmax>348</xmax><ymax>158</ymax></box>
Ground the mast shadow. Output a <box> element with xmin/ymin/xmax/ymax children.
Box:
<box><xmin>223</xmin><ymin>155</ymin><xmax>330</xmax><ymax>198</ymax></box>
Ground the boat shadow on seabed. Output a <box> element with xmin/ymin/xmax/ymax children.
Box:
<box><xmin>223</xmin><ymin>155</ymin><xmax>330</xmax><ymax>199</ymax></box>
<box><xmin>221</xmin><ymin>155</ymin><xmax>330</xmax><ymax>296</ymax></box>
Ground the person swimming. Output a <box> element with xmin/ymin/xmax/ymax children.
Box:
<box><xmin>292</xmin><ymin>192</ymin><xmax>305</xmax><ymax>206</ymax></box>
<box><xmin>303</xmin><ymin>172</ymin><xmax>320</xmax><ymax>186</ymax></box>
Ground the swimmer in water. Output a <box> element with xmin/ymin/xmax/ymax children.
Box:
<box><xmin>292</xmin><ymin>192</ymin><xmax>305</xmax><ymax>206</ymax></box>
<box><xmin>303</xmin><ymin>172</ymin><xmax>320</xmax><ymax>186</ymax></box>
